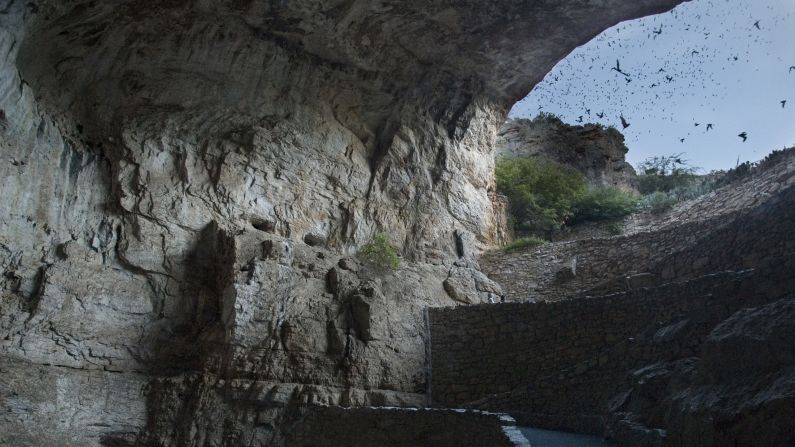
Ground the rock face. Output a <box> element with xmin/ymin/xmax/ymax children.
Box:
<box><xmin>0</xmin><ymin>0</ymin><xmax>684</xmax><ymax>445</ymax></box>
<box><xmin>496</xmin><ymin>116</ymin><xmax>637</xmax><ymax>191</ymax></box>
<box><xmin>607</xmin><ymin>296</ymin><xmax>795</xmax><ymax>447</ymax></box>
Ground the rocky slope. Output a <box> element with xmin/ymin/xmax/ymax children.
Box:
<box><xmin>482</xmin><ymin>148</ymin><xmax>795</xmax><ymax>302</ymax></box>
<box><xmin>496</xmin><ymin>116</ymin><xmax>637</xmax><ymax>191</ymax></box>
<box><xmin>0</xmin><ymin>0</ymin><xmax>684</xmax><ymax>445</ymax></box>
<box><xmin>607</xmin><ymin>294</ymin><xmax>795</xmax><ymax>447</ymax></box>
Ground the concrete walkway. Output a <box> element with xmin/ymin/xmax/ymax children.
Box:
<box><xmin>519</xmin><ymin>427</ymin><xmax>619</xmax><ymax>447</ymax></box>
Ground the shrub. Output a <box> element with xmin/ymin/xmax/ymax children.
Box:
<box><xmin>358</xmin><ymin>232</ymin><xmax>400</xmax><ymax>271</ymax></box>
<box><xmin>532</xmin><ymin>112</ymin><xmax>565</xmax><ymax>126</ymax></box>
<box><xmin>571</xmin><ymin>187</ymin><xmax>638</xmax><ymax>224</ymax></box>
<box><xmin>636</xmin><ymin>153</ymin><xmax>700</xmax><ymax>195</ymax></box>
<box><xmin>637</xmin><ymin>153</ymin><xmax>699</xmax><ymax>177</ymax></box>
<box><xmin>607</xmin><ymin>222</ymin><xmax>624</xmax><ymax>235</ymax></box>
<box><xmin>496</xmin><ymin>157</ymin><xmax>639</xmax><ymax>237</ymax></box>
<box><xmin>502</xmin><ymin>236</ymin><xmax>547</xmax><ymax>252</ymax></box>
<box><xmin>707</xmin><ymin>150</ymin><xmax>788</xmax><ymax>190</ymax></box>
<box><xmin>710</xmin><ymin>160</ymin><xmax>759</xmax><ymax>190</ymax></box>
<box><xmin>639</xmin><ymin>191</ymin><xmax>679</xmax><ymax>214</ymax></box>
<box><xmin>495</xmin><ymin>157</ymin><xmax>586</xmax><ymax>236</ymax></box>
<box><xmin>637</xmin><ymin>173</ymin><xmax>698</xmax><ymax>195</ymax></box>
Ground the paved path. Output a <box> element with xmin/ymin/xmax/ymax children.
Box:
<box><xmin>519</xmin><ymin>427</ymin><xmax>619</xmax><ymax>447</ymax></box>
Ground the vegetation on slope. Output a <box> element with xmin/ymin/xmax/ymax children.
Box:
<box><xmin>497</xmin><ymin>145</ymin><xmax>790</xmax><ymax>243</ymax></box>
<box><xmin>495</xmin><ymin>157</ymin><xmax>637</xmax><ymax>238</ymax></box>
<box><xmin>634</xmin><ymin>150</ymin><xmax>789</xmax><ymax>213</ymax></box>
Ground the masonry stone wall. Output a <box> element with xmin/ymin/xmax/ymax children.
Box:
<box><xmin>284</xmin><ymin>406</ymin><xmax>529</xmax><ymax>447</ymax></box>
<box><xmin>429</xmin><ymin>255</ymin><xmax>795</xmax><ymax>433</ymax></box>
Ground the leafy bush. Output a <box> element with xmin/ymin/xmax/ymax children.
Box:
<box><xmin>496</xmin><ymin>157</ymin><xmax>638</xmax><ymax>237</ymax></box>
<box><xmin>358</xmin><ymin>232</ymin><xmax>400</xmax><ymax>271</ymax></box>
<box><xmin>636</xmin><ymin>153</ymin><xmax>699</xmax><ymax>195</ymax></box>
<box><xmin>502</xmin><ymin>236</ymin><xmax>547</xmax><ymax>252</ymax></box>
<box><xmin>639</xmin><ymin>191</ymin><xmax>679</xmax><ymax>214</ymax></box>
<box><xmin>707</xmin><ymin>150</ymin><xmax>788</xmax><ymax>190</ymax></box>
<box><xmin>637</xmin><ymin>153</ymin><xmax>699</xmax><ymax>177</ymax></box>
<box><xmin>608</xmin><ymin>222</ymin><xmax>624</xmax><ymax>235</ymax></box>
<box><xmin>495</xmin><ymin>157</ymin><xmax>587</xmax><ymax>236</ymax></box>
<box><xmin>669</xmin><ymin>179</ymin><xmax>715</xmax><ymax>201</ymax></box>
<box><xmin>637</xmin><ymin>173</ymin><xmax>697</xmax><ymax>195</ymax></box>
<box><xmin>634</xmin><ymin>149</ymin><xmax>792</xmax><ymax>213</ymax></box>
<box><xmin>571</xmin><ymin>187</ymin><xmax>638</xmax><ymax>224</ymax></box>
<box><xmin>532</xmin><ymin>111</ymin><xmax>565</xmax><ymax>126</ymax></box>
<box><xmin>712</xmin><ymin>161</ymin><xmax>753</xmax><ymax>188</ymax></box>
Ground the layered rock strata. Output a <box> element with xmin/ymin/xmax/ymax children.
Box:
<box><xmin>496</xmin><ymin>116</ymin><xmax>638</xmax><ymax>191</ymax></box>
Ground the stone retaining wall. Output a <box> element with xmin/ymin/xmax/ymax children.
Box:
<box><xmin>429</xmin><ymin>255</ymin><xmax>795</xmax><ymax>432</ymax></box>
<box><xmin>284</xmin><ymin>406</ymin><xmax>529</xmax><ymax>447</ymax></box>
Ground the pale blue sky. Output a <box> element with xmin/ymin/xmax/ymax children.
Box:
<box><xmin>510</xmin><ymin>0</ymin><xmax>795</xmax><ymax>171</ymax></box>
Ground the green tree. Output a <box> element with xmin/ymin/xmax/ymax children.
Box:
<box><xmin>636</xmin><ymin>153</ymin><xmax>699</xmax><ymax>194</ymax></box>
<box><xmin>496</xmin><ymin>157</ymin><xmax>639</xmax><ymax>238</ymax></box>
<box><xmin>358</xmin><ymin>232</ymin><xmax>400</xmax><ymax>271</ymax></box>
<box><xmin>495</xmin><ymin>158</ymin><xmax>586</xmax><ymax>236</ymax></box>
<box><xmin>571</xmin><ymin>187</ymin><xmax>638</xmax><ymax>224</ymax></box>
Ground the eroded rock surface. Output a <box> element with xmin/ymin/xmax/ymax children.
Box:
<box><xmin>607</xmin><ymin>297</ymin><xmax>795</xmax><ymax>447</ymax></box>
<box><xmin>496</xmin><ymin>116</ymin><xmax>637</xmax><ymax>191</ymax></box>
<box><xmin>1</xmin><ymin>0</ymin><xmax>684</xmax><ymax>445</ymax></box>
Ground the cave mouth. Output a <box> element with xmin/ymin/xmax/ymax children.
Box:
<box><xmin>13</xmin><ymin>1</ymin><xmax>769</xmax><ymax>446</ymax></box>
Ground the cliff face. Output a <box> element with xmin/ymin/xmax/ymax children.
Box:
<box><xmin>497</xmin><ymin>117</ymin><xmax>637</xmax><ymax>191</ymax></box>
<box><xmin>0</xmin><ymin>1</ymin><xmax>683</xmax><ymax>445</ymax></box>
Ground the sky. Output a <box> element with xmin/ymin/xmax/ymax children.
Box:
<box><xmin>509</xmin><ymin>0</ymin><xmax>795</xmax><ymax>172</ymax></box>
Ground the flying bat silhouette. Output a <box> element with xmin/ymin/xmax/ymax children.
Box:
<box><xmin>611</xmin><ymin>59</ymin><xmax>630</xmax><ymax>77</ymax></box>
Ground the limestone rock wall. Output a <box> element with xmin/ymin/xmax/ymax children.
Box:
<box><xmin>496</xmin><ymin>116</ymin><xmax>637</xmax><ymax>191</ymax></box>
<box><xmin>0</xmin><ymin>0</ymin><xmax>684</xmax><ymax>445</ymax></box>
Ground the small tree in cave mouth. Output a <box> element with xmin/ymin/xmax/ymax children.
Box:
<box><xmin>495</xmin><ymin>157</ymin><xmax>637</xmax><ymax>238</ymax></box>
